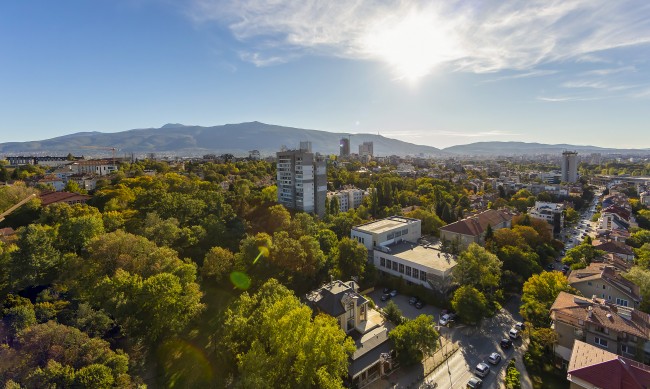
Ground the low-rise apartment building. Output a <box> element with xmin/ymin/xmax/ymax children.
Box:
<box><xmin>439</xmin><ymin>209</ymin><xmax>513</xmax><ymax>249</ymax></box>
<box><xmin>550</xmin><ymin>292</ymin><xmax>650</xmax><ymax>364</ymax></box>
<box><xmin>568</xmin><ymin>263</ymin><xmax>641</xmax><ymax>309</ymax></box>
<box><xmin>528</xmin><ymin>201</ymin><xmax>564</xmax><ymax>234</ymax></box>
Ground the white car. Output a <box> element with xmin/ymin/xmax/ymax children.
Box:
<box><xmin>509</xmin><ymin>328</ymin><xmax>520</xmax><ymax>339</ymax></box>
<box><xmin>439</xmin><ymin>314</ymin><xmax>450</xmax><ymax>326</ymax></box>
<box><xmin>487</xmin><ymin>352</ymin><xmax>502</xmax><ymax>365</ymax></box>
<box><xmin>475</xmin><ymin>362</ymin><xmax>490</xmax><ymax>378</ymax></box>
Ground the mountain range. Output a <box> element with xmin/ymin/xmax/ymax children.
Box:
<box><xmin>0</xmin><ymin>122</ymin><xmax>648</xmax><ymax>157</ymax></box>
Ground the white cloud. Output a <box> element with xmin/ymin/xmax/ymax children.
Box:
<box><xmin>431</xmin><ymin>130</ymin><xmax>520</xmax><ymax>137</ymax></box>
<box><xmin>537</xmin><ymin>95</ymin><xmax>601</xmax><ymax>102</ymax></box>
<box><xmin>581</xmin><ymin>66</ymin><xmax>636</xmax><ymax>76</ymax></box>
<box><xmin>185</xmin><ymin>1</ymin><xmax>650</xmax><ymax>80</ymax></box>
<box><xmin>481</xmin><ymin>69</ymin><xmax>559</xmax><ymax>83</ymax></box>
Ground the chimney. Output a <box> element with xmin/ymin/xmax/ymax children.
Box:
<box><xmin>587</xmin><ymin>306</ymin><xmax>593</xmax><ymax>319</ymax></box>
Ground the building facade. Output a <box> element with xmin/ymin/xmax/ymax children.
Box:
<box><xmin>562</xmin><ymin>151</ymin><xmax>579</xmax><ymax>183</ymax></box>
<box><xmin>550</xmin><ymin>292</ymin><xmax>650</xmax><ymax>364</ymax></box>
<box><xmin>327</xmin><ymin>187</ymin><xmax>369</xmax><ymax>212</ymax></box>
<box><xmin>340</xmin><ymin>138</ymin><xmax>350</xmax><ymax>157</ymax></box>
<box><xmin>351</xmin><ymin>216</ymin><xmax>422</xmax><ymax>251</ymax></box>
<box><xmin>276</xmin><ymin>148</ymin><xmax>327</xmax><ymax>217</ymax></box>
<box><xmin>359</xmin><ymin>142</ymin><xmax>373</xmax><ymax>158</ymax></box>
<box><xmin>439</xmin><ymin>209</ymin><xmax>513</xmax><ymax>250</ymax></box>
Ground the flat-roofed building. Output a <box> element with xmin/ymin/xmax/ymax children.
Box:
<box><xmin>373</xmin><ymin>241</ymin><xmax>457</xmax><ymax>292</ymax></box>
<box><xmin>351</xmin><ymin>216</ymin><xmax>421</xmax><ymax>251</ymax></box>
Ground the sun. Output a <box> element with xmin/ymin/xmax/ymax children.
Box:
<box><xmin>362</xmin><ymin>9</ymin><xmax>461</xmax><ymax>83</ymax></box>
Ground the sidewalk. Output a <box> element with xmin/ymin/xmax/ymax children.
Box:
<box><xmin>366</xmin><ymin>335</ymin><xmax>459</xmax><ymax>389</ymax></box>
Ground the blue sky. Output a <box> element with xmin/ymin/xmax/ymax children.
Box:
<box><xmin>2</xmin><ymin>0</ymin><xmax>650</xmax><ymax>149</ymax></box>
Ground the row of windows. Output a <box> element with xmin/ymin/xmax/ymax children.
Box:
<box><xmin>379</xmin><ymin>257</ymin><xmax>427</xmax><ymax>281</ymax></box>
<box><xmin>386</xmin><ymin>228</ymin><xmax>409</xmax><ymax>240</ymax></box>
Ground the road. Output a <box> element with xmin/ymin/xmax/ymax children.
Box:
<box><xmin>369</xmin><ymin>290</ymin><xmax>531</xmax><ymax>388</ymax></box>
<box><xmin>425</xmin><ymin>296</ymin><xmax>530</xmax><ymax>389</ymax></box>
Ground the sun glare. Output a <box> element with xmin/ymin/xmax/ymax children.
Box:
<box><xmin>362</xmin><ymin>9</ymin><xmax>461</xmax><ymax>83</ymax></box>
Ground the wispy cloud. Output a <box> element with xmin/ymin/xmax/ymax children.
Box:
<box><xmin>481</xmin><ymin>69</ymin><xmax>559</xmax><ymax>83</ymax></box>
<box><xmin>581</xmin><ymin>66</ymin><xmax>636</xmax><ymax>76</ymax></box>
<box><xmin>431</xmin><ymin>130</ymin><xmax>520</xmax><ymax>138</ymax></box>
<box><xmin>537</xmin><ymin>95</ymin><xmax>602</xmax><ymax>102</ymax></box>
<box><xmin>185</xmin><ymin>0</ymin><xmax>650</xmax><ymax>80</ymax></box>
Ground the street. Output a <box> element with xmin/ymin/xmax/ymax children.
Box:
<box><xmin>425</xmin><ymin>296</ymin><xmax>530</xmax><ymax>389</ymax></box>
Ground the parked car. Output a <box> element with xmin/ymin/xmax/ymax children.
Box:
<box><xmin>514</xmin><ymin>322</ymin><xmax>525</xmax><ymax>331</ymax></box>
<box><xmin>389</xmin><ymin>290</ymin><xmax>398</xmax><ymax>297</ymax></box>
<box><xmin>415</xmin><ymin>301</ymin><xmax>425</xmax><ymax>309</ymax></box>
<box><xmin>409</xmin><ymin>296</ymin><xmax>420</xmax><ymax>305</ymax></box>
<box><xmin>500</xmin><ymin>338</ymin><xmax>513</xmax><ymax>349</ymax></box>
<box><xmin>546</xmin><ymin>263</ymin><xmax>555</xmax><ymax>271</ymax></box>
<box><xmin>474</xmin><ymin>362</ymin><xmax>490</xmax><ymax>378</ymax></box>
<box><xmin>509</xmin><ymin>328</ymin><xmax>520</xmax><ymax>339</ymax></box>
<box><xmin>383</xmin><ymin>287</ymin><xmax>390</xmax><ymax>294</ymax></box>
<box><xmin>439</xmin><ymin>314</ymin><xmax>450</xmax><ymax>326</ymax></box>
<box><xmin>467</xmin><ymin>377</ymin><xmax>482</xmax><ymax>389</ymax></box>
<box><xmin>487</xmin><ymin>352</ymin><xmax>502</xmax><ymax>365</ymax></box>
<box><xmin>380</xmin><ymin>293</ymin><xmax>391</xmax><ymax>302</ymax></box>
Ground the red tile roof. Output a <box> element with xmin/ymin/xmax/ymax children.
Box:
<box><xmin>39</xmin><ymin>191</ymin><xmax>92</xmax><ymax>206</ymax></box>
<box><xmin>568</xmin><ymin>340</ymin><xmax>650</xmax><ymax>389</ymax></box>
<box><xmin>439</xmin><ymin>209</ymin><xmax>512</xmax><ymax>237</ymax></box>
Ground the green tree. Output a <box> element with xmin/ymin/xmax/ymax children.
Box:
<box><xmin>520</xmin><ymin>271</ymin><xmax>572</xmax><ymax>327</ymax></box>
<box><xmin>10</xmin><ymin>224</ymin><xmax>61</xmax><ymax>289</ymax></box>
<box><xmin>389</xmin><ymin>315</ymin><xmax>439</xmax><ymax>366</ymax></box>
<box><xmin>201</xmin><ymin>246</ymin><xmax>237</xmax><ymax>282</ymax></box>
<box><xmin>384</xmin><ymin>300</ymin><xmax>404</xmax><ymax>325</ymax></box>
<box><xmin>0</xmin><ymin>321</ymin><xmax>132</xmax><ymax>386</ymax></box>
<box><xmin>334</xmin><ymin>237</ymin><xmax>368</xmax><ymax>282</ymax></box>
<box><xmin>222</xmin><ymin>279</ymin><xmax>354</xmax><ymax>388</ymax></box>
<box><xmin>58</xmin><ymin>214</ymin><xmax>105</xmax><ymax>253</ymax></box>
<box><xmin>451</xmin><ymin>285</ymin><xmax>489</xmax><ymax>324</ymax></box>
<box><xmin>452</xmin><ymin>243</ymin><xmax>502</xmax><ymax>293</ymax></box>
<box><xmin>93</xmin><ymin>269</ymin><xmax>204</xmax><ymax>344</ymax></box>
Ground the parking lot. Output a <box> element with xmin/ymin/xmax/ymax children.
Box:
<box><xmin>368</xmin><ymin>288</ymin><xmax>445</xmax><ymax>323</ymax></box>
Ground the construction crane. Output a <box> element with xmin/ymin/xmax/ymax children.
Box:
<box><xmin>0</xmin><ymin>193</ymin><xmax>37</xmax><ymax>223</ymax></box>
<box><xmin>80</xmin><ymin>146</ymin><xmax>118</xmax><ymax>165</ymax></box>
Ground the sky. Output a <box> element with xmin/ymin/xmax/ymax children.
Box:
<box><xmin>2</xmin><ymin>0</ymin><xmax>650</xmax><ymax>149</ymax></box>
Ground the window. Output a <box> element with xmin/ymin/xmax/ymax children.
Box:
<box><xmin>420</xmin><ymin>271</ymin><xmax>427</xmax><ymax>281</ymax></box>
<box><xmin>387</xmin><ymin>233</ymin><xmax>394</xmax><ymax>239</ymax></box>
<box><xmin>621</xmin><ymin>344</ymin><xmax>633</xmax><ymax>355</ymax></box>
<box><xmin>402</xmin><ymin>229</ymin><xmax>408</xmax><ymax>235</ymax></box>
<box><xmin>616</xmin><ymin>298</ymin><xmax>629</xmax><ymax>307</ymax></box>
<box><xmin>399</xmin><ymin>264</ymin><xmax>404</xmax><ymax>274</ymax></box>
<box><xmin>594</xmin><ymin>337</ymin><xmax>608</xmax><ymax>348</ymax></box>
<box><xmin>587</xmin><ymin>281</ymin><xmax>592</xmax><ymax>286</ymax></box>
<box><xmin>386</xmin><ymin>259</ymin><xmax>392</xmax><ymax>269</ymax></box>
<box><xmin>392</xmin><ymin>262</ymin><xmax>398</xmax><ymax>271</ymax></box>
<box><xmin>395</xmin><ymin>231</ymin><xmax>402</xmax><ymax>237</ymax></box>
<box><xmin>406</xmin><ymin>266</ymin><xmax>412</xmax><ymax>277</ymax></box>
<box><xmin>603</xmin><ymin>285</ymin><xmax>606</xmax><ymax>290</ymax></box>
<box><xmin>412</xmin><ymin>268</ymin><xmax>419</xmax><ymax>279</ymax></box>
<box><xmin>380</xmin><ymin>257</ymin><xmax>386</xmax><ymax>267</ymax></box>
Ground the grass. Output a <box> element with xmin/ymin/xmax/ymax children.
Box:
<box><xmin>529</xmin><ymin>362</ymin><xmax>568</xmax><ymax>389</ymax></box>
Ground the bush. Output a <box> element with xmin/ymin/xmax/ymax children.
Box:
<box><xmin>505</xmin><ymin>359</ymin><xmax>521</xmax><ymax>389</ymax></box>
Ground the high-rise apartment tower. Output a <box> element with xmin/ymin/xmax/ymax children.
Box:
<box><xmin>277</xmin><ymin>148</ymin><xmax>327</xmax><ymax>217</ymax></box>
<box><xmin>561</xmin><ymin>151</ymin><xmax>578</xmax><ymax>183</ymax></box>
<box><xmin>340</xmin><ymin>138</ymin><xmax>350</xmax><ymax>157</ymax></box>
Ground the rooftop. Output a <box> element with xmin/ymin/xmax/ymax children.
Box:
<box><xmin>439</xmin><ymin>209</ymin><xmax>513</xmax><ymax>237</ymax></box>
<box><xmin>551</xmin><ymin>292</ymin><xmax>650</xmax><ymax>340</ymax></box>
<box><xmin>567</xmin><ymin>263</ymin><xmax>641</xmax><ymax>302</ymax></box>
<box><xmin>353</xmin><ymin>216</ymin><xmax>419</xmax><ymax>235</ymax></box>
<box><xmin>568</xmin><ymin>340</ymin><xmax>650</xmax><ymax>389</ymax></box>
<box><xmin>388</xmin><ymin>241</ymin><xmax>457</xmax><ymax>272</ymax></box>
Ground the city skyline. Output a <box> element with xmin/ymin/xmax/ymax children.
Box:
<box><xmin>2</xmin><ymin>1</ymin><xmax>650</xmax><ymax>149</ymax></box>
